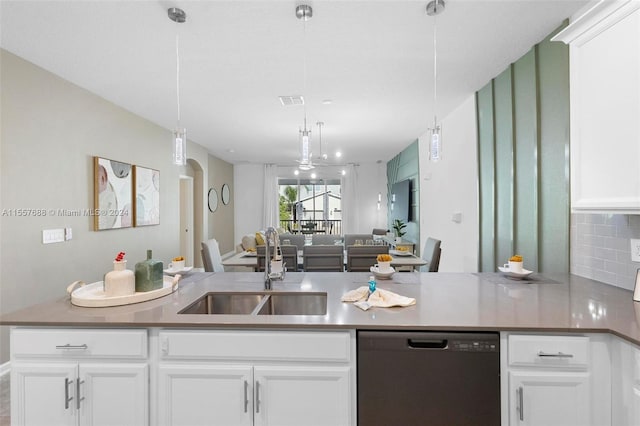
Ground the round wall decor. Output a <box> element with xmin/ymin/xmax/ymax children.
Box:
<box><xmin>208</xmin><ymin>188</ymin><xmax>218</xmax><ymax>212</ymax></box>
<box><xmin>221</xmin><ymin>184</ymin><xmax>230</xmax><ymax>205</ymax></box>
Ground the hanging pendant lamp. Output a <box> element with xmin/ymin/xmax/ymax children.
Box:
<box><xmin>426</xmin><ymin>0</ymin><xmax>445</xmax><ymax>162</ymax></box>
<box><xmin>296</xmin><ymin>4</ymin><xmax>315</xmax><ymax>171</ymax></box>
<box><xmin>168</xmin><ymin>7</ymin><xmax>187</xmax><ymax>166</ymax></box>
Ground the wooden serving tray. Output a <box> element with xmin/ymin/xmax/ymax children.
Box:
<box><xmin>67</xmin><ymin>275</ymin><xmax>180</xmax><ymax>308</ymax></box>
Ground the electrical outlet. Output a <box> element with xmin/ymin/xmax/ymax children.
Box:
<box><xmin>631</xmin><ymin>239</ymin><xmax>640</xmax><ymax>262</ymax></box>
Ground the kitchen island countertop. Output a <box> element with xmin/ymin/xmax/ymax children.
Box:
<box><xmin>2</xmin><ymin>271</ymin><xmax>640</xmax><ymax>345</ymax></box>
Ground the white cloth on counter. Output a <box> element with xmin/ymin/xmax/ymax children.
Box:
<box><xmin>341</xmin><ymin>286</ymin><xmax>416</xmax><ymax>311</ymax></box>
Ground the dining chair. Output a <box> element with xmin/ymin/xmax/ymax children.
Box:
<box><xmin>311</xmin><ymin>234</ymin><xmax>339</xmax><ymax>245</ymax></box>
<box><xmin>346</xmin><ymin>245</ymin><xmax>389</xmax><ymax>272</ymax></box>
<box><xmin>201</xmin><ymin>239</ymin><xmax>225</xmax><ymax>272</ymax></box>
<box><xmin>278</xmin><ymin>233</ymin><xmax>305</xmax><ymax>251</ymax></box>
<box><xmin>303</xmin><ymin>245</ymin><xmax>344</xmax><ymax>272</ymax></box>
<box><xmin>257</xmin><ymin>244</ymin><xmax>299</xmax><ymax>272</ymax></box>
<box><xmin>421</xmin><ymin>237</ymin><xmax>442</xmax><ymax>272</ymax></box>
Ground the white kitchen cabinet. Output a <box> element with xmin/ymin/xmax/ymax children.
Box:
<box><xmin>508</xmin><ymin>370</ymin><xmax>590</xmax><ymax>426</ymax></box>
<box><xmin>11</xmin><ymin>363</ymin><xmax>77</xmax><ymax>426</ymax></box>
<box><xmin>253</xmin><ymin>366</ymin><xmax>351</xmax><ymax>426</ymax></box>
<box><xmin>552</xmin><ymin>1</ymin><xmax>640</xmax><ymax>212</ymax></box>
<box><xmin>611</xmin><ymin>336</ymin><xmax>640</xmax><ymax>425</ymax></box>
<box><xmin>503</xmin><ymin>333</ymin><xmax>605</xmax><ymax>426</ymax></box>
<box><xmin>10</xmin><ymin>328</ymin><xmax>149</xmax><ymax>426</ymax></box>
<box><xmin>158</xmin><ymin>364</ymin><xmax>253</xmax><ymax>426</ymax></box>
<box><xmin>156</xmin><ymin>329</ymin><xmax>356</xmax><ymax>426</ymax></box>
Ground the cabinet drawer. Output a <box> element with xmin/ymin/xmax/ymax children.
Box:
<box><xmin>159</xmin><ymin>330</ymin><xmax>352</xmax><ymax>362</ymax></box>
<box><xmin>508</xmin><ymin>335</ymin><xmax>589</xmax><ymax>368</ymax></box>
<box><xmin>11</xmin><ymin>328</ymin><xmax>147</xmax><ymax>359</ymax></box>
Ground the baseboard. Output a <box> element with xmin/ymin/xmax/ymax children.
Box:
<box><xmin>0</xmin><ymin>361</ymin><xmax>10</xmax><ymax>377</ymax></box>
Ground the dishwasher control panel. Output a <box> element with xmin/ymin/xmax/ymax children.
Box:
<box><xmin>450</xmin><ymin>339</ymin><xmax>498</xmax><ymax>352</ymax></box>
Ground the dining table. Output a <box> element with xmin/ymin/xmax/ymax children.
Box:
<box><xmin>222</xmin><ymin>248</ymin><xmax>428</xmax><ymax>272</ymax></box>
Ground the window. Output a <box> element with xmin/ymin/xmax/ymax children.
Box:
<box><xmin>278</xmin><ymin>178</ymin><xmax>341</xmax><ymax>235</ymax></box>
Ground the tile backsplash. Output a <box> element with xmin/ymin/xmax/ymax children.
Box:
<box><xmin>570</xmin><ymin>213</ymin><xmax>640</xmax><ymax>290</ymax></box>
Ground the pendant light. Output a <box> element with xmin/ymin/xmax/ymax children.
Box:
<box><xmin>168</xmin><ymin>7</ymin><xmax>187</xmax><ymax>166</ymax></box>
<box><xmin>317</xmin><ymin>121</ymin><xmax>327</xmax><ymax>160</ymax></box>
<box><xmin>426</xmin><ymin>0</ymin><xmax>445</xmax><ymax>162</ymax></box>
<box><xmin>297</xmin><ymin>4</ymin><xmax>314</xmax><ymax>171</ymax></box>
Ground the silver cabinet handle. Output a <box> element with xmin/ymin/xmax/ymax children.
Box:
<box><xmin>76</xmin><ymin>379</ymin><xmax>85</xmax><ymax>410</ymax></box>
<box><xmin>56</xmin><ymin>344</ymin><xmax>88</xmax><ymax>350</ymax></box>
<box><xmin>64</xmin><ymin>378</ymin><xmax>74</xmax><ymax>409</ymax></box>
<box><xmin>518</xmin><ymin>386</ymin><xmax>524</xmax><ymax>421</ymax></box>
<box><xmin>537</xmin><ymin>351</ymin><xmax>573</xmax><ymax>358</ymax></box>
<box><xmin>255</xmin><ymin>381</ymin><xmax>260</xmax><ymax>413</ymax></box>
<box><xmin>243</xmin><ymin>380</ymin><xmax>249</xmax><ymax>413</ymax></box>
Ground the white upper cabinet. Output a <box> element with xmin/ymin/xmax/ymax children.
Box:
<box><xmin>553</xmin><ymin>0</ymin><xmax>640</xmax><ymax>212</ymax></box>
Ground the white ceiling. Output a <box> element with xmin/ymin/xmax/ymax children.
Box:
<box><xmin>1</xmin><ymin>0</ymin><xmax>589</xmax><ymax>170</ymax></box>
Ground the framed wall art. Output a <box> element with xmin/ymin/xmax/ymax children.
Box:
<box><xmin>93</xmin><ymin>156</ymin><xmax>133</xmax><ymax>230</ymax></box>
<box><xmin>133</xmin><ymin>165</ymin><xmax>160</xmax><ymax>226</ymax></box>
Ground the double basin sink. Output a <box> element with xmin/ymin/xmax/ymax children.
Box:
<box><xmin>179</xmin><ymin>291</ymin><xmax>327</xmax><ymax>316</ymax></box>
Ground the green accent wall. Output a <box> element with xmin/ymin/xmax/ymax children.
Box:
<box><xmin>387</xmin><ymin>140</ymin><xmax>420</xmax><ymax>253</ymax></box>
<box><xmin>476</xmin><ymin>25</ymin><xmax>570</xmax><ymax>272</ymax></box>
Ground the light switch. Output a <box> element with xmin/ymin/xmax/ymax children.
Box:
<box><xmin>451</xmin><ymin>212</ymin><xmax>462</xmax><ymax>223</ymax></box>
<box><xmin>42</xmin><ymin>229</ymin><xmax>65</xmax><ymax>244</ymax></box>
<box><xmin>631</xmin><ymin>239</ymin><xmax>640</xmax><ymax>262</ymax></box>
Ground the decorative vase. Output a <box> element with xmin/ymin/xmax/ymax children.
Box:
<box><xmin>135</xmin><ymin>250</ymin><xmax>164</xmax><ymax>292</ymax></box>
<box><xmin>104</xmin><ymin>260</ymin><xmax>135</xmax><ymax>297</ymax></box>
<box><xmin>395</xmin><ymin>237</ymin><xmax>402</xmax><ymax>244</ymax></box>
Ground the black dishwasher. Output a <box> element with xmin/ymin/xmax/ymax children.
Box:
<box><xmin>358</xmin><ymin>330</ymin><xmax>500</xmax><ymax>426</ymax></box>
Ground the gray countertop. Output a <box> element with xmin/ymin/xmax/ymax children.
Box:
<box><xmin>2</xmin><ymin>271</ymin><xmax>640</xmax><ymax>346</ymax></box>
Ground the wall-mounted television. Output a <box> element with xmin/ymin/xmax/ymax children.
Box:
<box><xmin>390</xmin><ymin>179</ymin><xmax>411</xmax><ymax>222</ymax></box>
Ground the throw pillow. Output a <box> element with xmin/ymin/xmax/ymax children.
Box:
<box><xmin>241</xmin><ymin>234</ymin><xmax>257</xmax><ymax>251</ymax></box>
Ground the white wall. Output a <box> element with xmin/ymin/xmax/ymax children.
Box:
<box><xmin>353</xmin><ymin>162</ymin><xmax>388</xmax><ymax>234</ymax></box>
<box><xmin>419</xmin><ymin>95</ymin><xmax>478</xmax><ymax>272</ymax></box>
<box><xmin>0</xmin><ymin>50</ymin><xmax>211</xmax><ymax>363</ymax></box>
<box><xmin>233</xmin><ymin>164</ymin><xmax>264</xmax><ymax>246</ymax></box>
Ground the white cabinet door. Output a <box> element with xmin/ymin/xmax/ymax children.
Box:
<box><xmin>509</xmin><ymin>371</ymin><xmax>590</xmax><ymax>426</ymax></box>
<box><xmin>611</xmin><ymin>337</ymin><xmax>640</xmax><ymax>425</ymax></box>
<box><xmin>11</xmin><ymin>363</ymin><xmax>77</xmax><ymax>426</ymax></box>
<box><xmin>553</xmin><ymin>2</ymin><xmax>640</xmax><ymax>212</ymax></box>
<box><xmin>158</xmin><ymin>364</ymin><xmax>253</xmax><ymax>426</ymax></box>
<box><xmin>253</xmin><ymin>366</ymin><xmax>351</xmax><ymax>426</ymax></box>
<box><xmin>79</xmin><ymin>363</ymin><xmax>148</xmax><ymax>426</ymax></box>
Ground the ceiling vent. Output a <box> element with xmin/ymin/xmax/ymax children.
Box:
<box><xmin>278</xmin><ymin>95</ymin><xmax>305</xmax><ymax>106</ymax></box>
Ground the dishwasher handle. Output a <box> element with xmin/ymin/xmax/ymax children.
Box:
<box><xmin>407</xmin><ymin>338</ymin><xmax>448</xmax><ymax>349</ymax></box>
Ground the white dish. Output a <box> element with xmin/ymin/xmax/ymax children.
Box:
<box><xmin>498</xmin><ymin>266</ymin><xmax>533</xmax><ymax>279</ymax></box>
<box><xmin>242</xmin><ymin>251</ymin><xmax>257</xmax><ymax>257</ymax></box>
<box><xmin>370</xmin><ymin>265</ymin><xmax>395</xmax><ymax>280</ymax></box>
<box><xmin>68</xmin><ymin>275</ymin><xmax>179</xmax><ymax>308</ymax></box>
<box><xmin>164</xmin><ymin>266</ymin><xmax>193</xmax><ymax>275</ymax></box>
<box><xmin>391</xmin><ymin>250</ymin><xmax>413</xmax><ymax>257</ymax></box>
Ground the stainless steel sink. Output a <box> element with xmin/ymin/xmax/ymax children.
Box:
<box><xmin>256</xmin><ymin>292</ymin><xmax>327</xmax><ymax>315</ymax></box>
<box><xmin>178</xmin><ymin>291</ymin><xmax>327</xmax><ymax>316</ymax></box>
<box><xmin>178</xmin><ymin>292</ymin><xmax>265</xmax><ymax>315</ymax></box>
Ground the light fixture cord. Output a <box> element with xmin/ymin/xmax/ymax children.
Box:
<box><xmin>433</xmin><ymin>12</ymin><xmax>438</xmax><ymax>128</ymax></box>
<box><xmin>303</xmin><ymin>16</ymin><xmax>308</xmax><ymax>131</ymax></box>
<box><xmin>176</xmin><ymin>25</ymin><xmax>181</xmax><ymax>128</ymax></box>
